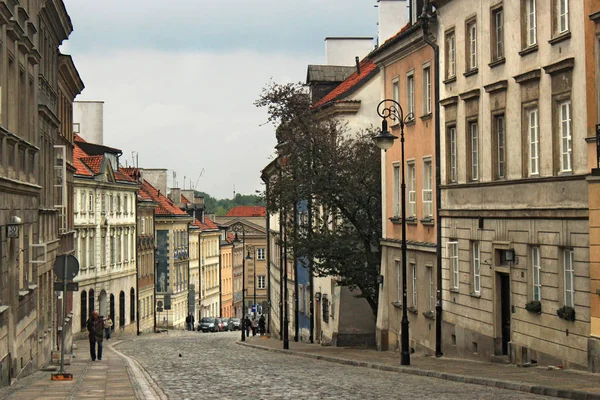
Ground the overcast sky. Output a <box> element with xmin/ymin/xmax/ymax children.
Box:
<box><xmin>62</xmin><ymin>0</ymin><xmax>379</xmax><ymax>199</ymax></box>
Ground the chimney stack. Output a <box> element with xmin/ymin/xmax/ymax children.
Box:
<box><xmin>378</xmin><ymin>0</ymin><xmax>409</xmax><ymax>45</ymax></box>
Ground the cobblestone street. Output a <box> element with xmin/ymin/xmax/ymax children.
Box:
<box><xmin>115</xmin><ymin>331</ymin><xmax>556</xmax><ymax>400</ymax></box>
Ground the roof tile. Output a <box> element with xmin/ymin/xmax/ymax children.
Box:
<box><xmin>225</xmin><ymin>206</ymin><xmax>266</xmax><ymax>217</ymax></box>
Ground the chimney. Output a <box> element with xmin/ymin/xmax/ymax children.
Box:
<box><xmin>325</xmin><ymin>37</ymin><xmax>374</xmax><ymax>66</ymax></box>
<box><xmin>73</xmin><ymin>101</ymin><xmax>105</xmax><ymax>144</ymax></box>
<box><xmin>181</xmin><ymin>189</ymin><xmax>195</xmax><ymax>205</ymax></box>
<box><xmin>170</xmin><ymin>188</ymin><xmax>181</xmax><ymax>204</ymax></box>
<box><xmin>140</xmin><ymin>168</ymin><xmax>168</xmax><ymax>196</ymax></box>
<box><xmin>355</xmin><ymin>56</ymin><xmax>361</xmax><ymax>75</ymax></box>
<box><xmin>378</xmin><ymin>0</ymin><xmax>410</xmax><ymax>45</ymax></box>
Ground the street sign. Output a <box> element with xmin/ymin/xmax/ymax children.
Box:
<box><xmin>54</xmin><ymin>282</ymin><xmax>79</xmax><ymax>292</ymax></box>
<box><xmin>251</xmin><ymin>305</ymin><xmax>256</xmax><ymax>313</ymax></box>
<box><xmin>53</xmin><ymin>255</ymin><xmax>79</xmax><ymax>281</ymax></box>
<box><xmin>6</xmin><ymin>224</ymin><xmax>19</xmax><ymax>238</ymax></box>
<box><xmin>157</xmin><ymin>300</ymin><xmax>163</xmax><ymax>313</ymax></box>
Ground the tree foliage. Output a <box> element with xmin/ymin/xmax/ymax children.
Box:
<box><xmin>256</xmin><ymin>82</ymin><xmax>381</xmax><ymax>315</ymax></box>
<box><xmin>196</xmin><ymin>191</ymin><xmax>264</xmax><ymax>216</ymax></box>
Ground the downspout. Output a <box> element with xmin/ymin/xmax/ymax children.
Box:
<box><xmin>293</xmin><ymin>203</ymin><xmax>299</xmax><ymax>342</ymax></box>
<box><xmin>264</xmin><ymin>175</ymin><xmax>272</xmax><ymax>333</ymax></box>
<box><xmin>279</xmin><ymin>167</ymin><xmax>284</xmax><ymax>340</ymax></box>
<box><xmin>219</xmin><ymin>250</ymin><xmax>222</xmax><ymax>317</ymax></box>
<box><xmin>420</xmin><ymin>6</ymin><xmax>443</xmax><ymax>357</ymax></box>
<box><xmin>153</xmin><ymin>211</ymin><xmax>157</xmax><ymax>333</ymax></box>
<box><xmin>135</xmin><ymin>191</ymin><xmax>140</xmax><ymax>336</ymax></box>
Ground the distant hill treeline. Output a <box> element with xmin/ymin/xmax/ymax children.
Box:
<box><xmin>196</xmin><ymin>191</ymin><xmax>264</xmax><ymax>216</ymax></box>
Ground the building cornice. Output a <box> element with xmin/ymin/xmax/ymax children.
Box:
<box><xmin>440</xmin><ymin>95</ymin><xmax>458</xmax><ymax>107</ymax></box>
<box><xmin>484</xmin><ymin>80</ymin><xmax>508</xmax><ymax>94</ymax></box>
<box><xmin>513</xmin><ymin>68</ymin><xmax>542</xmax><ymax>84</ymax></box>
<box><xmin>543</xmin><ymin>57</ymin><xmax>575</xmax><ymax>75</ymax></box>
<box><xmin>459</xmin><ymin>88</ymin><xmax>480</xmax><ymax>101</ymax></box>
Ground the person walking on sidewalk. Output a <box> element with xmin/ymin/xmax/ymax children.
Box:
<box><xmin>86</xmin><ymin>311</ymin><xmax>104</xmax><ymax>361</ymax></box>
<box><xmin>251</xmin><ymin>317</ymin><xmax>258</xmax><ymax>337</ymax></box>
<box><xmin>244</xmin><ymin>316</ymin><xmax>251</xmax><ymax>337</ymax></box>
<box><xmin>258</xmin><ymin>315</ymin><xmax>266</xmax><ymax>336</ymax></box>
<box><xmin>103</xmin><ymin>315</ymin><xmax>113</xmax><ymax>341</ymax></box>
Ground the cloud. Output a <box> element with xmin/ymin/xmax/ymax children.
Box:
<box><xmin>72</xmin><ymin>48</ymin><xmax>313</xmax><ymax>198</ymax></box>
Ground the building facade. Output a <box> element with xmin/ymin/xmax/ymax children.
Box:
<box><xmin>436</xmin><ymin>0</ymin><xmax>590</xmax><ymax>369</ymax></box>
<box><xmin>72</xmin><ymin>137</ymin><xmax>139</xmax><ymax>336</ymax></box>
<box><xmin>197</xmin><ymin>216</ymin><xmax>222</xmax><ymax>318</ymax></box>
<box><xmin>220</xmin><ymin>232</ymin><xmax>234</xmax><ymax>318</ymax></box>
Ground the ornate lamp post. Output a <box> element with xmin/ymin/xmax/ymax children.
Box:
<box><xmin>231</xmin><ymin>223</ymin><xmax>248</xmax><ymax>342</ymax></box>
<box><xmin>374</xmin><ymin>99</ymin><xmax>413</xmax><ymax>366</ymax></box>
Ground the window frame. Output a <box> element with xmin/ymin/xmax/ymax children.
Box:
<box><xmin>422</xmin><ymin>64</ymin><xmax>432</xmax><ymax>115</ymax></box>
<box><xmin>428</xmin><ymin>266</ymin><xmax>434</xmax><ymax>312</ymax></box>
<box><xmin>528</xmin><ymin>108</ymin><xmax>540</xmax><ymax>176</ymax></box>
<box><xmin>411</xmin><ymin>262</ymin><xmax>417</xmax><ymax>308</ymax></box>
<box><xmin>557</xmin><ymin>0</ymin><xmax>569</xmax><ymax>34</ymax></box>
<box><xmin>492</xmin><ymin>6</ymin><xmax>504</xmax><ymax>61</ymax></box>
<box><xmin>494</xmin><ymin>114</ymin><xmax>506</xmax><ymax>180</ymax></box>
<box><xmin>472</xmin><ymin>241</ymin><xmax>480</xmax><ymax>295</ymax></box>
<box><xmin>407</xmin><ymin>160</ymin><xmax>416</xmax><ymax>218</ymax></box>
<box><xmin>468</xmin><ymin>120</ymin><xmax>479</xmax><ymax>181</ymax></box>
<box><xmin>445</xmin><ymin>29</ymin><xmax>456</xmax><ymax>80</ymax></box>
<box><xmin>392</xmin><ymin>162</ymin><xmax>401</xmax><ymax>218</ymax></box>
<box><xmin>448</xmin><ymin>241</ymin><xmax>459</xmax><ymax>290</ymax></box>
<box><xmin>526</xmin><ymin>0</ymin><xmax>537</xmax><ymax>47</ymax></box>
<box><xmin>257</xmin><ymin>248</ymin><xmax>265</xmax><ymax>260</ymax></box>
<box><xmin>532</xmin><ymin>246</ymin><xmax>541</xmax><ymax>302</ymax></box>
<box><xmin>422</xmin><ymin>158</ymin><xmax>433</xmax><ymax>219</ymax></box>
<box><xmin>258</xmin><ymin>275</ymin><xmax>266</xmax><ymax>290</ymax></box>
<box><xmin>448</xmin><ymin>126</ymin><xmax>457</xmax><ymax>183</ymax></box>
<box><xmin>466</xmin><ymin>18</ymin><xmax>478</xmax><ymax>71</ymax></box>
<box><xmin>563</xmin><ymin>249</ymin><xmax>574</xmax><ymax>307</ymax></box>
<box><xmin>406</xmin><ymin>71</ymin><xmax>415</xmax><ymax>118</ymax></box>
<box><xmin>559</xmin><ymin>100</ymin><xmax>572</xmax><ymax>172</ymax></box>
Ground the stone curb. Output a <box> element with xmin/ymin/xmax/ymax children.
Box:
<box><xmin>238</xmin><ymin>342</ymin><xmax>600</xmax><ymax>400</ymax></box>
<box><xmin>110</xmin><ymin>341</ymin><xmax>169</xmax><ymax>400</ymax></box>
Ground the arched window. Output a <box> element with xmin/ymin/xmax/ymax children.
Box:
<box><xmin>80</xmin><ymin>290</ymin><xmax>87</xmax><ymax>329</ymax></box>
<box><xmin>119</xmin><ymin>291</ymin><xmax>125</xmax><ymax>327</ymax></box>
<box><xmin>88</xmin><ymin>289</ymin><xmax>95</xmax><ymax>317</ymax></box>
<box><xmin>130</xmin><ymin>288</ymin><xmax>135</xmax><ymax>322</ymax></box>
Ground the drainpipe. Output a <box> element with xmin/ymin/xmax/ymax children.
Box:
<box><xmin>219</xmin><ymin>251</ymin><xmax>222</xmax><ymax>317</ymax></box>
<box><xmin>420</xmin><ymin>3</ymin><xmax>443</xmax><ymax>357</ymax></box>
<box><xmin>264</xmin><ymin>175</ymin><xmax>272</xmax><ymax>333</ymax></box>
<box><xmin>135</xmin><ymin>191</ymin><xmax>140</xmax><ymax>336</ymax></box>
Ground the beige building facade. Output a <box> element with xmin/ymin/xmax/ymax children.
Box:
<box><xmin>436</xmin><ymin>0</ymin><xmax>590</xmax><ymax>369</ymax></box>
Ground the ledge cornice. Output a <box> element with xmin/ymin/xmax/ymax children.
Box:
<box><xmin>513</xmin><ymin>68</ymin><xmax>541</xmax><ymax>84</ymax></box>
<box><xmin>440</xmin><ymin>96</ymin><xmax>458</xmax><ymax>107</ymax></box>
<box><xmin>484</xmin><ymin>80</ymin><xmax>508</xmax><ymax>94</ymax></box>
<box><xmin>543</xmin><ymin>57</ymin><xmax>575</xmax><ymax>75</ymax></box>
<box><xmin>459</xmin><ymin>88</ymin><xmax>480</xmax><ymax>101</ymax></box>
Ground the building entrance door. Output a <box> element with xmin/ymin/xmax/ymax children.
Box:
<box><xmin>500</xmin><ymin>273</ymin><xmax>511</xmax><ymax>355</ymax></box>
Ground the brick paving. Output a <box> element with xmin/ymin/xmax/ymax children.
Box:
<box><xmin>242</xmin><ymin>335</ymin><xmax>600</xmax><ymax>399</ymax></box>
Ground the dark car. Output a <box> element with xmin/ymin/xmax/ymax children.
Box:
<box><xmin>220</xmin><ymin>318</ymin><xmax>233</xmax><ymax>331</ymax></box>
<box><xmin>198</xmin><ymin>317</ymin><xmax>218</xmax><ymax>332</ymax></box>
<box><xmin>230</xmin><ymin>318</ymin><xmax>241</xmax><ymax>330</ymax></box>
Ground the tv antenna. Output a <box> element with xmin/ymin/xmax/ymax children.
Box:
<box><xmin>193</xmin><ymin>169</ymin><xmax>205</xmax><ymax>190</ymax></box>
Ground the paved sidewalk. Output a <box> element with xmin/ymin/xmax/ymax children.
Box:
<box><xmin>241</xmin><ymin>336</ymin><xmax>600</xmax><ymax>400</ymax></box>
<box><xmin>0</xmin><ymin>337</ymin><xmax>164</xmax><ymax>400</ymax></box>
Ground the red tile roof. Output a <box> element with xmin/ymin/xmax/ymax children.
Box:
<box><xmin>192</xmin><ymin>216</ymin><xmax>219</xmax><ymax>231</ymax></box>
<box><xmin>73</xmin><ymin>144</ymin><xmax>93</xmax><ymax>176</ymax></box>
<box><xmin>80</xmin><ymin>155</ymin><xmax>103</xmax><ymax>174</ymax></box>
<box><xmin>181</xmin><ymin>195</ymin><xmax>191</xmax><ymax>204</ymax></box>
<box><xmin>311</xmin><ymin>57</ymin><xmax>378</xmax><ymax>109</ymax></box>
<box><xmin>140</xmin><ymin>179</ymin><xmax>188</xmax><ymax>216</ymax></box>
<box><xmin>226</xmin><ymin>206</ymin><xmax>266</xmax><ymax>217</ymax></box>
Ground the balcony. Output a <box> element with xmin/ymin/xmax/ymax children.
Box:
<box><xmin>38</xmin><ymin>75</ymin><xmax>58</xmax><ymax>118</ymax></box>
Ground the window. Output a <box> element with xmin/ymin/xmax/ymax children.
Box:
<box><xmin>395</xmin><ymin>260</ymin><xmax>402</xmax><ymax>302</ymax></box>
<box><xmin>111</xmin><ymin>235</ymin><xmax>116</xmax><ymax>264</ymax></box>
<box><xmin>528</xmin><ymin>108</ymin><xmax>540</xmax><ymax>175</ymax></box>
<box><xmin>526</xmin><ymin>0</ymin><xmax>537</xmax><ymax>47</ymax></box>
<box><xmin>88</xmin><ymin>193</ymin><xmax>94</xmax><ymax>213</ymax></box>
<box><xmin>428</xmin><ymin>266</ymin><xmax>434</xmax><ymax>312</ymax></box>
<box><xmin>423</xmin><ymin>66</ymin><xmax>431</xmax><ymax>115</ymax></box>
<box><xmin>141</xmin><ymin>217</ymin><xmax>145</xmax><ymax>235</ymax></box>
<box><xmin>411</xmin><ymin>263</ymin><xmax>417</xmax><ymax>308</ymax></box>
<box><xmin>101</xmin><ymin>194</ymin><xmax>106</xmax><ymax>214</ymax></box>
<box><xmin>472</xmin><ymin>241</ymin><xmax>480</xmax><ymax>295</ymax></box>
<box><xmin>557</xmin><ymin>0</ymin><xmax>569</xmax><ymax>34</ymax></box>
<box><xmin>468</xmin><ymin>121</ymin><xmax>479</xmax><ymax>181</ymax></box>
<box><xmin>422</xmin><ymin>159</ymin><xmax>433</xmax><ymax>219</ymax></box>
<box><xmin>257</xmin><ymin>248</ymin><xmax>265</xmax><ymax>260</ymax></box>
<box><xmin>466</xmin><ymin>20</ymin><xmax>477</xmax><ymax>70</ymax></box>
<box><xmin>445</xmin><ymin>30</ymin><xmax>456</xmax><ymax>79</ymax></box>
<box><xmin>559</xmin><ymin>100</ymin><xmax>572</xmax><ymax>172</ymax></box>
<box><xmin>81</xmin><ymin>192</ymin><xmax>86</xmax><ymax>214</ymax></box>
<box><xmin>494</xmin><ymin>115</ymin><xmax>506</xmax><ymax>179</ymax></box>
<box><xmin>116</xmin><ymin>195</ymin><xmax>121</xmax><ymax>214</ymax></box>
<box><xmin>448</xmin><ymin>126</ymin><xmax>457</xmax><ymax>183</ymax></box>
<box><xmin>124</xmin><ymin>196</ymin><xmax>128</xmax><ymax>215</ymax></box>
<box><xmin>564</xmin><ymin>249</ymin><xmax>574</xmax><ymax>307</ymax></box>
<box><xmin>392</xmin><ymin>78</ymin><xmax>400</xmax><ymax>105</ymax></box>
<box><xmin>88</xmin><ymin>234</ymin><xmax>94</xmax><ymax>268</ymax></box>
<box><xmin>492</xmin><ymin>7</ymin><xmax>504</xmax><ymax>61</ymax></box>
<box><xmin>393</xmin><ymin>163</ymin><xmax>401</xmax><ymax>218</ymax></box>
<box><xmin>110</xmin><ymin>195</ymin><xmax>114</xmax><ymax>214</ymax></box>
<box><xmin>448</xmin><ymin>241</ymin><xmax>459</xmax><ymax>290</ymax></box>
<box><xmin>407</xmin><ymin>161</ymin><xmax>416</xmax><ymax>218</ymax></box>
<box><xmin>258</xmin><ymin>275</ymin><xmax>266</xmax><ymax>289</ymax></box>
<box><xmin>406</xmin><ymin>72</ymin><xmax>415</xmax><ymax>117</ymax></box>
<box><xmin>299</xmin><ymin>284</ymin><xmax>304</xmax><ymax>313</ymax></box>
<box><xmin>532</xmin><ymin>247</ymin><xmax>541</xmax><ymax>301</ymax></box>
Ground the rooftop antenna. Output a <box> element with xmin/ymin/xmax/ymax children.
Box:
<box><xmin>193</xmin><ymin>169</ymin><xmax>205</xmax><ymax>190</ymax></box>
<box><xmin>233</xmin><ymin>184</ymin><xmax>236</xmax><ymax>199</ymax></box>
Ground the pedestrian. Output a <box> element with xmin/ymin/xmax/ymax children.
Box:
<box><xmin>185</xmin><ymin>313</ymin><xmax>192</xmax><ymax>331</ymax></box>
<box><xmin>86</xmin><ymin>310</ymin><xmax>104</xmax><ymax>361</ymax></box>
<box><xmin>258</xmin><ymin>315</ymin><xmax>266</xmax><ymax>336</ymax></box>
<box><xmin>251</xmin><ymin>317</ymin><xmax>258</xmax><ymax>337</ymax></box>
<box><xmin>244</xmin><ymin>316</ymin><xmax>251</xmax><ymax>337</ymax></box>
<box><xmin>103</xmin><ymin>315</ymin><xmax>113</xmax><ymax>341</ymax></box>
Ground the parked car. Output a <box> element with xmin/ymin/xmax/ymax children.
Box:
<box><xmin>230</xmin><ymin>318</ymin><xmax>241</xmax><ymax>330</ymax></box>
<box><xmin>220</xmin><ymin>318</ymin><xmax>233</xmax><ymax>331</ymax></box>
<box><xmin>198</xmin><ymin>317</ymin><xmax>218</xmax><ymax>332</ymax></box>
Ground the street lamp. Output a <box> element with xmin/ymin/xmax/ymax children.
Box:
<box><xmin>231</xmin><ymin>223</ymin><xmax>248</xmax><ymax>342</ymax></box>
<box><xmin>245</xmin><ymin>245</ymin><xmax>256</xmax><ymax>319</ymax></box>
<box><xmin>374</xmin><ymin>99</ymin><xmax>413</xmax><ymax>366</ymax></box>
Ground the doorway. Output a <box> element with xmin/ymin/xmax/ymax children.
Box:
<box><xmin>500</xmin><ymin>273</ymin><xmax>511</xmax><ymax>355</ymax></box>
<box><xmin>99</xmin><ymin>290</ymin><xmax>107</xmax><ymax>318</ymax></box>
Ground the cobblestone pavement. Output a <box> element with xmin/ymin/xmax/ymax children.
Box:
<box><xmin>115</xmin><ymin>331</ymin><xmax>557</xmax><ymax>400</ymax></box>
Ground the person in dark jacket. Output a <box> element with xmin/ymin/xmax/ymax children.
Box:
<box><xmin>258</xmin><ymin>315</ymin><xmax>266</xmax><ymax>336</ymax></box>
<box><xmin>86</xmin><ymin>311</ymin><xmax>104</xmax><ymax>361</ymax></box>
<box><xmin>244</xmin><ymin>316</ymin><xmax>251</xmax><ymax>337</ymax></box>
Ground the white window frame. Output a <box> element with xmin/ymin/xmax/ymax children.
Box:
<box><xmin>468</xmin><ymin>20</ymin><xmax>477</xmax><ymax>70</ymax></box>
<box><xmin>257</xmin><ymin>248</ymin><xmax>265</xmax><ymax>260</ymax></box>
<box><xmin>81</xmin><ymin>192</ymin><xmax>86</xmax><ymax>215</ymax></box>
<box><xmin>88</xmin><ymin>192</ymin><xmax>94</xmax><ymax>213</ymax></box>
<box><xmin>495</xmin><ymin>7</ymin><xmax>504</xmax><ymax>59</ymax></box>
<box><xmin>559</xmin><ymin>100</ymin><xmax>572</xmax><ymax>172</ymax></box>
<box><xmin>396</xmin><ymin>259</ymin><xmax>402</xmax><ymax>303</ymax></box>
<box><xmin>392</xmin><ymin>78</ymin><xmax>400</xmax><ymax>106</ymax></box>
<box><xmin>428</xmin><ymin>266</ymin><xmax>434</xmax><ymax>312</ymax></box>
<box><xmin>449</xmin><ymin>127</ymin><xmax>457</xmax><ymax>183</ymax></box>
<box><xmin>532</xmin><ymin>247</ymin><xmax>541</xmax><ymax>302</ymax></box>
<box><xmin>470</xmin><ymin>122</ymin><xmax>479</xmax><ymax>181</ymax></box>
<box><xmin>558</xmin><ymin>0</ymin><xmax>569</xmax><ymax>34</ymax></box>
<box><xmin>422</xmin><ymin>158</ymin><xmax>433</xmax><ymax>218</ymax></box>
<box><xmin>423</xmin><ymin>65</ymin><xmax>431</xmax><ymax>115</ymax></box>
<box><xmin>473</xmin><ymin>241</ymin><xmax>480</xmax><ymax>295</ymax></box>
<box><xmin>496</xmin><ymin>115</ymin><xmax>506</xmax><ymax>179</ymax></box>
<box><xmin>527</xmin><ymin>0</ymin><xmax>537</xmax><ymax>47</ymax></box>
<box><xmin>407</xmin><ymin>161</ymin><xmax>416</xmax><ymax>218</ymax></box>
<box><xmin>448</xmin><ymin>241</ymin><xmax>459</xmax><ymax>290</ymax></box>
<box><xmin>528</xmin><ymin>108</ymin><xmax>540</xmax><ymax>176</ymax></box>
<box><xmin>411</xmin><ymin>263</ymin><xmax>417</xmax><ymax>308</ymax></box>
<box><xmin>446</xmin><ymin>31</ymin><xmax>456</xmax><ymax>79</ymax></box>
<box><xmin>406</xmin><ymin>72</ymin><xmax>415</xmax><ymax>118</ymax></box>
<box><xmin>258</xmin><ymin>275</ymin><xmax>266</xmax><ymax>290</ymax></box>
<box><xmin>564</xmin><ymin>249</ymin><xmax>574</xmax><ymax>307</ymax></box>
<box><xmin>393</xmin><ymin>163</ymin><xmax>401</xmax><ymax>218</ymax></box>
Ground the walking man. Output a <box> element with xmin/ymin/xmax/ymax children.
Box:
<box><xmin>258</xmin><ymin>315</ymin><xmax>266</xmax><ymax>336</ymax></box>
<box><xmin>86</xmin><ymin>311</ymin><xmax>104</xmax><ymax>361</ymax></box>
<box><xmin>103</xmin><ymin>315</ymin><xmax>113</xmax><ymax>341</ymax></box>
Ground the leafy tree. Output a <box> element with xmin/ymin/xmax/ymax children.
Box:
<box><xmin>195</xmin><ymin>191</ymin><xmax>264</xmax><ymax>215</ymax></box>
<box><xmin>255</xmin><ymin>82</ymin><xmax>381</xmax><ymax>315</ymax></box>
